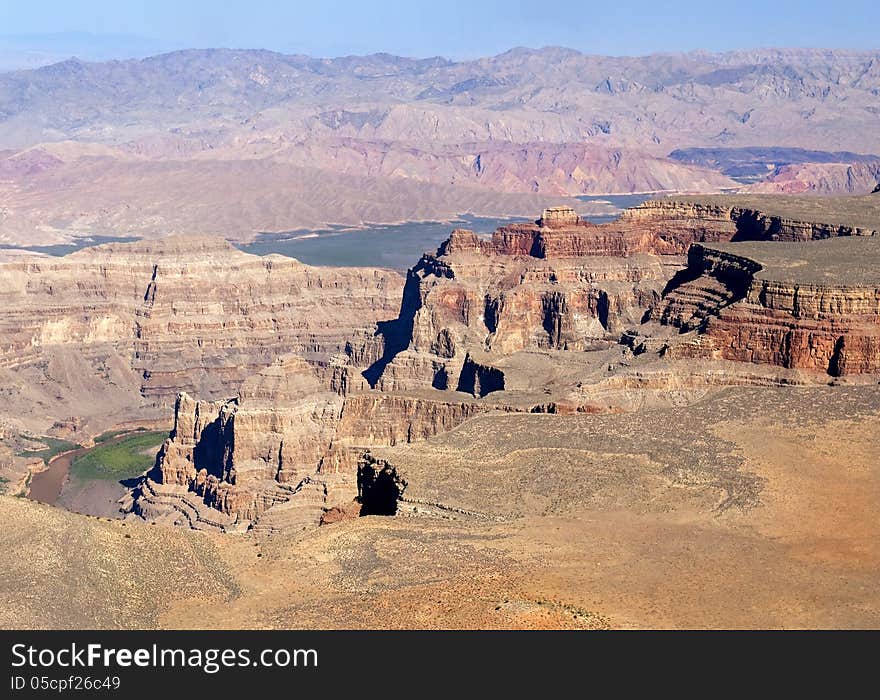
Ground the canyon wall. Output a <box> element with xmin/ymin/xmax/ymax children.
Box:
<box><xmin>133</xmin><ymin>356</ymin><xmax>492</xmax><ymax>531</ymax></box>
<box><xmin>364</xmin><ymin>204</ymin><xmax>755</xmax><ymax>396</ymax></box>
<box><xmin>630</xmin><ymin>198</ymin><xmax>880</xmax><ymax>241</ymax></box>
<box><xmin>363</xmin><ymin>195</ymin><xmax>880</xmax><ymax>396</ymax></box>
<box><xmin>658</xmin><ymin>240</ymin><xmax>880</xmax><ymax>375</ymax></box>
<box><xmin>0</xmin><ymin>237</ymin><xmax>403</xmax><ymax>435</ymax></box>
<box><xmin>124</xmin><ymin>197</ymin><xmax>880</xmax><ymax>530</ymax></box>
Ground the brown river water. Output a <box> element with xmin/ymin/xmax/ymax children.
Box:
<box><xmin>26</xmin><ymin>430</ymin><xmax>157</xmax><ymax>512</ymax></box>
<box><xmin>27</xmin><ymin>446</ymin><xmax>88</xmax><ymax>505</ymax></box>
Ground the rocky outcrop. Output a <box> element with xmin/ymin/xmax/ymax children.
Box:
<box><xmin>0</xmin><ymin>237</ymin><xmax>403</xmax><ymax>434</ymax></box>
<box><xmin>538</xmin><ymin>206</ymin><xmax>580</xmax><ymax>228</ymax></box>
<box><xmin>658</xmin><ymin>238</ymin><xmax>880</xmax><ymax>375</ymax></box>
<box><xmin>653</xmin><ymin>245</ymin><xmax>760</xmax><ymax>331</ymax></box>
<box><xmin>379</xmin><ymin>198</ymin><xmax>880</xmax><ymax>400</ymax></box>
<box><xmin>365</xmin><ymin>204</ymin><xmax>743</xmax><ymax>394</ymax></box>
<box><xmin>131</xmin><ymin>355</ymin><xmax>492</xmax><ymax>530</ymax></box>
<box><xmin>357</xmin><ymin>454</ymin><xmax>406</xmax><ymax>516</ymax></box>
<box><xmin>456</xmin><ymin>353</ymin><xmax>506</xmax><ymax>397</ymax></box>
<box><xmin>632</xmin><ymin>197</ymin><xmax>880</xmax><ymax>241</ymax></box>
<box><xmin>129</xmin><ymin>199</ymin><xmax>880</xmax><ymax>530</ymax></box>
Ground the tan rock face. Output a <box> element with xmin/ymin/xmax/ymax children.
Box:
<box><xmin>0</xmin><ymin>236</ymin><xmax>403</xmax><ymax>433</ymax></box>
<box><xmin>627</xmin><ymin>197</ymin><xmax>880</xmax><ymax>243</ymax></box>
<box><xmin>368</xmin><ymin>204</ymin><xmax>743</xmax><ymax>395</ymax></box>
<box><xmin>539</xmin><ymin>206</ymin><xmax>580</xmax><ymax>228</ymax></box>
<box><xmin>139</xmin><ymin>357</ymin><xmax>490</xmax><ymax>530</ymax></box>
<box><xmin>356</xmin><ymin>199</ymin><xmax>880</xmax><ymax>399</ymax></box>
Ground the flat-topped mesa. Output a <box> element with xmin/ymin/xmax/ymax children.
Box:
<box><xmin>489</xmin><ymin>220</ymin><xmax>658</xmax><ymax>258</ymax></box>
<box><xmin>538</xmin><ymin>206</ymin><xmax>580</xmax><ymax>228</ymax></box>
<box><xmin>373</xmin><ymin>201</ymin><xmax>776</xmax><ymax>395</ymax></box>
<box><xmin>656</xmin><ymin>237</ymin><xmax>880</xmax><ymax>375</ymax></box>
<box><xmin>439</xmin><ymin>200</ymin><xmax>771</xmax><ymax>262</ymax></box>
<box><xmin>634</xmin><ymin>194</ymin><xmax>880</xmax><ymax>242</ymax></box>
<box><xmin>368</xmin><ymin>208</ymin><xmax>691</xmax><ymax>394</ymax></box>
<box><xmin>372</xmin><ymin>199</ymin><xmax>880</xmax><ymax>398</ymax></box>
<box><xmin>0</xmin><ymin>236</ymin><xmax>404</xmax><ymax>432</ymax></box>
<box><xmin>72</xmin><ymin>234</ymin><xmax>237</xmax><ymax>259</ymax></box>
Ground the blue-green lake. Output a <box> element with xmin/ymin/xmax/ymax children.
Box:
<box><xmin>2</xmin><ymin>195</ymin><xmax>650</xmax><ymax>271</ymax></box>
<box><xmin>238</xmin><ymin>195</ymin><xmax>648</xmax><ymax>271</ymax></box>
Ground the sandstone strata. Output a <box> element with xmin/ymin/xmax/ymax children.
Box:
<box><xmin>129</xmin><ymin>196</ymin><xmax>880</xmax><ymax>530</ymax></box>
<box><xmin>0</xmin><ymin>236</ymin><xmax>403</xmax><ymax>435</ymax></box>
<box><xmin>657</xmin><ymin>238</ymin><xmax>880</xmax><ymax>374</ymax></box>
<box><xmin>364</xmin><ymin>203</ymin><xmax>749</xmax><ymax>398</ymax></box>
<box><xmin>638</xmin><ymin>194</ymin><xmax>880</xmax><ymax>240</ymax></box>
<box><xmin>132</xmin><ymin>357</ymin><xmax>491</xmax><ymax>531</ymax></box>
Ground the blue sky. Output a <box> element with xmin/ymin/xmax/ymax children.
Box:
<box><xmin>0</xmin><ymin>0</ymin><xmax>877</xmax><ymax>59</ymax></box>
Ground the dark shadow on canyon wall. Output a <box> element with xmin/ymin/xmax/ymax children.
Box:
<box><xmin>363</xmin><ymin>260</ymin><xmax>426</xmax><ymax>387</ymax></box>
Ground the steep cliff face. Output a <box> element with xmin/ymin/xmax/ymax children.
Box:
<box><xmin>653</xmin><ymin>245</ymin><xmax>761</xmax><ymax>331</ymax></box>
<box><xmin>129</xmin><ymin>240</ymin><xmax>403</xmax><ymax>400</ymax></box>
<box><xmin>0</xmin><ymin>237</ymin><xmax>403</xmax><ymax>434</ymax></box>
<box><xmin>618</xmin><ymin>201</ymin><xmax>740</xmax><ymax>252</ymax></box>
<box><xmin>367</xmin><ymin>207</ymin><xmax>717</xmax><ymax>395</ymax></box>
<box><xmin>384</xmin><ymin>199</ymin><xmax>880</xmax><ymax>399</ymax></box>
<box><xmin>659</xmin><ymin>238</ymin><xmax>880</xmax><ymax>375</ymax></box>
<box><xmin>128</xmin><ymin>200</ymin><xmax>880</xmax><ymax>531</ymax></box>
<box><xmin>634</xmin><ymin>196</ymin><xmax>880</xmax><ymax>241</ymax></box>
<box><xmin>133</xmin><ymin>355</ymin><xmax>491</xmax><ymax>531</ymax></box>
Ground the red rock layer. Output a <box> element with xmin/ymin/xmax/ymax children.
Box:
<box><xmin>661</xmin><ymin>244</ymin><xmax>880</xmax><ymax>375</ymax></box>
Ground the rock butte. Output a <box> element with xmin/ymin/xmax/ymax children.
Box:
<box><xmin>97</xmin><ymin>195</ymin><xmax>880</xmax><ymax>531</ymax></box>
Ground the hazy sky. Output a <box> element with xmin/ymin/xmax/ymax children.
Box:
<box><xmin>1</xmin><ymin>0</ymin><xmax>877</xmax><ymax>59</ymax></box>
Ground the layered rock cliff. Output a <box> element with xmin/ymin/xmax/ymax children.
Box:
<box><xmin>0</xmin><ymin>237</ymin><xmax>403</xmax><ymax>435</ymax></box>
<box><xmin>657</xmin><ymin>238</ymin><xmax>880</xmax><ymax>375</ymax></box>
<box><xmin>132</xmin><ymin>356</ymin><xmax>491</xmax><ymax>531</ymax></box>
<box><xmin>129</xmin><ymin>197</ymin><xmax>880</xmax><ymax>530</ymax></box>
<box><xmin>134</xmin><ymin>205</ymin><xmax>693</xmax><ymax>528</ymax></box>
<box><xmin>633</xmin><ymin>195</ymin><xmax>880</xmax><ymax>241</ymax></box>
<box><xmin>363</xmin><ymin>204</ymin><xmax>758</xmax><ymax>396</ymax></box>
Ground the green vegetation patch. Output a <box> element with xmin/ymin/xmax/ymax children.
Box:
<box><xmin>94</xmin><ymin>427</ymin><xmax>148</xmax><ymax>444</ymax></box>
<box><xmin>69</xmin><ymin>431</ymin><xmax>167</xmax><ymax>482</ymax></box>
<box><xmin>15</xmin><ymin>437</ymin><xmax>80</xmax><ymax>464</ymax></box>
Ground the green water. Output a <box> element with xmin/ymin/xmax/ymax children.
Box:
<box><xmin>16</xmin><ymin>436</ymin><xmax>81</xmax><ymax>464</ymax></box>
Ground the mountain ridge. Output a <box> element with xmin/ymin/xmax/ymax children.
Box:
<box><xmin>2</xmin><ymin>45</ymin><xmax>879</xmax><ymax>246</ymax></box>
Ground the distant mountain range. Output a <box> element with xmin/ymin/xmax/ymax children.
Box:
<box><xmin>2</xmin><ymin>46</ymin><xmax>879</xmax><ymax>152</ymax></box>
<box><xmin>0</xmin><ymin>46</ymin><xmax>879</xmax><ymax>245</ymax></box>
